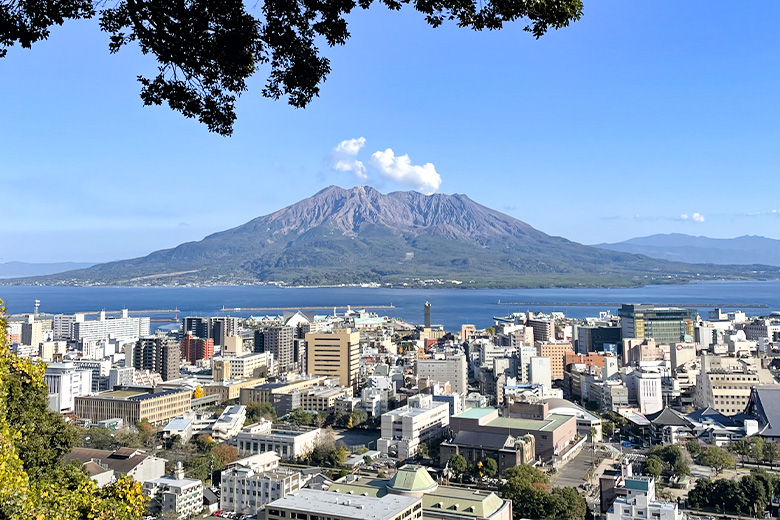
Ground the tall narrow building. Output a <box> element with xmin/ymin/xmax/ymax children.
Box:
<box><xmin>305</xmin><ymin>329</ymin><xmax>360</xmax><ymax>388</ymax></box>
<box><xmin>132</xmin><ymin>334</ymin><xmax>181</xmax><ymax>381</ymax></box>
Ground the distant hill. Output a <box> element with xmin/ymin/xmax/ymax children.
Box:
<box><xmin>0</xmin><ymin>261</ymin><xmax>94</xmax><ymax>279</ymax></box>
<box><xmin>595</xmin><ymin>234</ymin><xmax>780</xmax><ymax>266</ymax></box>
<box><xmin>6</xmin><ymin>187</ymin><xmax>779</xmax><ymax>288</ymax></box>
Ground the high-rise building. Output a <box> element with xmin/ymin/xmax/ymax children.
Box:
<box><xmin>131</xmin><ymin>334</ymin><xmax>181</xmax><ymax>381</ymax></box>
<box><xmin>181</xmin><ymin>332</ymin><xmax>214</xmax><ymax>363</ymax></box>
<box><xmin>424</xmin><ymin>302</ymin><xmax>431</xmax><ymax>328</ymax></box>
<box><xmin>416</xmin><ymin>353</ymin><xmax>468</xmax><ymax>394</ymax></box>
<box><xmin>72</xmin><ymin>310</ymin><xmax>150</xmax><ymax>343</ymax></box>
<box><xmin>618</xmin><ymin>304</ymin><xmax>697</xmax><ymax>345</ymax></box>
<box><xmin>535</xmin><ymin>343</ymin><xmax>574</xmax><ymax>380</ymax></box>
<box><xmin>182</xmin><ymin>316</ymin><xmax>240</xmax><ymax>346</ymax></box>
<box><xmin>305</xmin><ymin>329</ymin><xmax>360</xmax><ymax>388</ymax></box>
<box><xmin>21</xmin><ymin>315</ymin><xmax>43</xmax><ymax>347</ymax></box>
<box><xmin>255</xmin><ymin>326</ymin><xmax>295</xmax><ymax>373</ymax></box>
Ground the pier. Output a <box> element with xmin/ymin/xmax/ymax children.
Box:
<box><xmin>220</xmin><ymin>304</ymin><xmax>395</xmax><ymax>312</ymax></box>
<box><xmin>496</xmin><ymin>301</ymin><xmax>769</xmax><ymax>308</ymax></box>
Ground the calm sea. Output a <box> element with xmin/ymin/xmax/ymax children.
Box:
<box><xmin>1</xmin><ymin>281</ymin><xmax>779</xmax><ymax>331</ymax></box>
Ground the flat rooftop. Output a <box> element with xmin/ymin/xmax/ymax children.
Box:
<box><xmin>453</xmin><ymin>408</ymin><xmax>496</xmax><ymax>420</ymax></box>
<box><xmin>269</xmin><ymin>488</ymin><xmax>419</xmax><ymax>520</ymax></box>
<box><xmin>486</xmin><ymin>414</ymin><xmax>573</xmax><ymax>432</ymax></box>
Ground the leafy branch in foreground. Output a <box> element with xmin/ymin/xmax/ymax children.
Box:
<box><xmin>1</xmin><ymin>0</ymin><xmax>583</xmax><ymax>135</ymax></box>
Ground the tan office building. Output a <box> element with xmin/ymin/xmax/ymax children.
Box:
<box><xmin>305</xmin><ymin>329</ymin><xmax>360</xmax><ymax>387</ymax></box>
<box><xmin>74</xmin><ymin>388</ymin><xmax>191</xmax><ymax>426</ymax></box>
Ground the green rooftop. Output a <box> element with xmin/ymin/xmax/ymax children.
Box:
<box><xmin>487</xmin><ymin>413</ymin><xmax>573</xmax><ymax>432</ymax></box>
<box><xmin>387</xmin><ymin>466</ymin><xmax>438</xmax><ymax>493</ymax></box>
<box><xmin>452</xmin><ymin>407</ymin><xmax>496</xmax><ymax>419</ymax></box>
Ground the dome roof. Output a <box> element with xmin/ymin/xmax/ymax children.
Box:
<box><xmin>386</xmin><ymin>465</ymin><xmax>439</xmax><ymax>496</ymax></box>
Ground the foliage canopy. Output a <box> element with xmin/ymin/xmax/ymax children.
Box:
<box><xmin>0</xmin><ymin>301</ymin><xmax>147</xmax><ymax>519</ymax></box>
<box><xmin>1</xmin><ymin>0</ymin><xmax>583</xmax><ymax>135</ymax></box>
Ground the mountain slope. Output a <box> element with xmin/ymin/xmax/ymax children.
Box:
<box><xmin>595</xmin><ymin>234</ymin><xmax>780</xmax><ymax>266</ymax></box>
<box><xmin>10</xmin><ymin>187</ymin><xmax>779</xmax><ymax>288</ymax></box>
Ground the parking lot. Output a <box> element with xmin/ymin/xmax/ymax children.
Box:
<box><xmin>551</xmin><ymin>448</ymin><xmax>598</xmax><ymax>488</ymax></box>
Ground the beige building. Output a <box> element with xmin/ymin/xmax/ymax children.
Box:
<box><xmin>203</xmin><ymin>379</ymin><xmax>265</xmax><ymax>403</ymax></box>
<box><xmin>300</xmin><ymin>386</ymin><xmax>353</xmax><ymax>413</ymax></box>
<box><xmin>694</xmin><ymin>353</ymin><xmax>774</xmax><ymax>416</ymax></box>
<box><xmin>213</xmin><ymin>353</ymin><xmax>273</xmax><ymax>381</ymax></box>
<box><xmin>239</xmin><ymin>376</ymin><xmax>329</xmax><ymax>405</ymax></box>
<box><xmin>305</xmin><ymin>329</ymin><xmax>360</xmax><ymax>387</ymax></box>
<box><xmin>536</xmin><ymin>342</ymin><xmax>574</xmax><ymax>380</ymax></box>
<box><xmin>74</xmin><ymin>388</ymin><xmax>191</xmax><ymax>426</ymax></box>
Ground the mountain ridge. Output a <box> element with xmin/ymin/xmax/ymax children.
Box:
<box><xmin>595</xmin><ymin>233</ymin><xmax>780</xmax><ymax>266</ymax></box>
<box><xmin>6</xmin><ymin>187</ymin><xmax>779</xmax><ymax>288</ymax></box>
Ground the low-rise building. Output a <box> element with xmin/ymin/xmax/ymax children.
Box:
<box><xmin>211</xmin><ymin>405</ymin><xmax>247</xmax><ymax>441</ymax></box>
<box><xmin>203</xmin><ymin>378</ymin><xmax>265</xmax><ymax>403</ymax></box>
<box><xmin>229</xmin><ymin>424</ymin><xmax>321</xmax><ymax>460</ymax></box>
<box><xmin>606</xmin><ymin>476</ymin><xmax>683</xmax><ymax>520</ymax></box>
<box><xmin>377</xmin><ymin>394</ymin><xmax>450</xmax><ymax>460</ymax></box>
<box><xmin>449</xmin><ymin>407</ymin><xmax>577</xmax><ymax>461</ymax></box>
<box><xmin>220</xmin><ymin>466</ymin><xmax>302</xmax><ymax>515</ymax></box>
<box><xmin>144</xmin><ymin>467</ymin><xmax>203</xmax><ymax>520</ymax></box>
<box><xmin>266</xmin><ymin>488</ymin><xmax>422</xmax><ymax>520</ymax></box>
<box><xmin>440</xmin><ymin>431</ymin><xmax>535</xmax><ymax>473</ymax></box>
<box><xmin>64</xmin><ymin>447</ymin><xmax>166</xmax><ymax>482</ymax></box>
<box><xmin>74</xmin><ymin>387</ymin><xmax>191</xmax><ymax>426</ymax></box>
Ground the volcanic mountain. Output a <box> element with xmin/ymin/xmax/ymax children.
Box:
<box><xmin>16</xmin><ymin>186</ymin><xmax>779</xmax><ymax>288</ymax></box>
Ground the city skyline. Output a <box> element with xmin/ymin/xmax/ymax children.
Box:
<box><xmin>3</xmin><ymin>1</ymin><xmax>780</xmax><ymax>262</ymax></box>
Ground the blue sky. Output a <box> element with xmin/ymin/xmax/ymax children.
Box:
<box><xmin>2</xmin><ymin>1</ymin><xmax>780</xmax><ymax>263</ymax></box>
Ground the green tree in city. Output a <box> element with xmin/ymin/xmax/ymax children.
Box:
<box><xmin>417</xmin><ymin>443</ymin><xmax>429</xmax><ymax>459</ymax></box>
<box><xmin>550</xmin><ymin>486</ymin><xmax>587</xmax><ymax>520</ymax></box>
<box><xmin>762</xmin><ymin>441</ymin><xmax>777</xmax><ymax>468</ymax></box>
<box><xmin>503</xmin><ymin>464</ymin><xmax>550</xmax><ymax>485</ymax></box>
<box><xmin>448</xmin><ymin>454</ymin><xmax>468</xmax><ymax>478</ymax></box>
<box><xmin>288</xmin><ymin>407</ymin><xmax>314</xmax><ymax>426</ymax></box>
<box><xmin>602</xmin><ymin>420</ymin><xmax>615</xmax><ymax>439</ymax></box>
<box><xmin>643</xmin><ymin>456</ymin><xmax>663</xmax><ymax>480</ymax></box>
<box><xmin>482</xmin><ymin>458</ymin><xmax>498</xmax><ymax>479</ymax></box>
<box><xmin>685</xmin><ymin>439</ymin><xmax>701</xmax><ymax>458</ymax></box>
<box><xmin>700</xmin><ymin>446</ymin><xmax>736</xmax><ymax>474</ymax></box>
<box><xmin>731</xmin><ymin>438</ymin><xmax>751</xmax><ymax>466</ymax></box>
<box><xmin>246</xmin><ymin>401</ymin><xmax>277</xmax><ymax>423</ymax></box>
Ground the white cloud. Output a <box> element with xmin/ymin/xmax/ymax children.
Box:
<box><xmin>679</xmin><ymin>212</ymin><xmax>705</xmax><ymax>222</ymax></box>
<box><xmin>328</xmin><ymin>137</ymin><xmax>367</xmax><ymax>179</ymax></box>
<box><xmin>772</xmin><ymin>209</ymin><xmax>780</xmax><ymax>215</ymax></box>
<box><xmin>370</xmin><ymin>148</ymin><xmax>442</xmax><ymax>195</ymax></box>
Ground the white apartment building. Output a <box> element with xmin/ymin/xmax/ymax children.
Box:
<box><xmin>211</xmin><ymin>405</ymin><xmax>247</xmax><ymax>441</ymax></box>
<box><xmin>606</xmin><ymin>476</ymin><xmax>683</xmax><ymax>520</ymax></box>
<box><xmin>479</xmin><ymin>343</ymin><xmax>516</xmax><ymax>368</ymax></box>
<box><xmin>144</xmin><ymin>470</ymin><xmax>203</xmax><ymax>520</ymax></box>
<box><xmin>229</xmin><ymin>424</ymin><xmax>321</xmax><ymax>461</ymax></box>
<box><xmin>377</xmin><ymin>394</ymin><xmax>450</xmax><ymax>460</ymax></box>
<box><xmin>517</xmin><ymin>345</ymin><xmax>537</xmax><ymax>383</ymax></box>
<box><xmin>415</xmin><ymin>352</ymin><xmax>468</xmax><ymax>394</ymax></box>
<box><xmin>44</xmin><ymin>362</ymin><xmax>93</xmax><ymax>413</ymax></box>
<box><xmin>72</xmin><ymin>359</ymin><xmax>111</xmax><ymax>392</ymax></box>
<box><xmin>220</xmin><ymin>466</ymin><xmax>302</xmax><ymax>515</ymax></box>
<box><xmin>72</xmin><ymin>310</ymin><xmax>150</xmax><ymax>343</ymax></box>
<box><xmin>53</xmin><ymin>313</ymin><xmax>83</xmax><ymax>340</ymax></box>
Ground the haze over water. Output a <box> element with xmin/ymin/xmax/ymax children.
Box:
<box><xmin>3</xmin><ymin>280</ymin><xmax>780</xmax><ymax>331</ymax></box>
